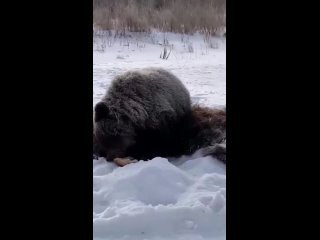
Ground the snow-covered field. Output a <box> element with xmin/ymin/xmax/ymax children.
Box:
<box><xmin>93</xmin><ymin>31</ymin><xmax>226</xmax><ymax>240</ymax></box>
<box><xmin>93</xmin><ymin>31</ymin><xmax>225</xmax><ymax>108</ymax></box>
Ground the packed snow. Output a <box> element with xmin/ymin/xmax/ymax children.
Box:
<box><xmin>93</xmin><ymin>30</ymin><xmax>226</xmax><ymax>240</ymax></box>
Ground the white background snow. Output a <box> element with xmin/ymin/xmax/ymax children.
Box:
<box><xmin>93</xmin><ymin>30</ymin><xmax>226</xmax><ymax>240</ymax></box>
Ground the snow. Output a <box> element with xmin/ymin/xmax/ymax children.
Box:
<box><xmin>93</xmin><ymin>31</ymin><xmax>226</xmax><ymax>240</ymax></box>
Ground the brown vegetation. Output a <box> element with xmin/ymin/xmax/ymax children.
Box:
<box><xmin>93</xmin><ymin>0</ymin><xmax>226</xmax><ymax>35</ymax></box>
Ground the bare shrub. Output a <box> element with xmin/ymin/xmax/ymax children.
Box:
<box><xmin>160</xmin><ymin>46</ymin><xmax>172</xmax><ymax>60</ymax></box>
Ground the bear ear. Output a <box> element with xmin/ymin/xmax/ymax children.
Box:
<box><xmin>94</xmin><ymin>102</ymin><xmax>109</xmax><ymax>122</ymax></box>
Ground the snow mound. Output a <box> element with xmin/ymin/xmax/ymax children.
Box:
<box><xmin>93</xmin><ymin>155</ymin><xmax>226</xmax><ymax>240</ymax></box>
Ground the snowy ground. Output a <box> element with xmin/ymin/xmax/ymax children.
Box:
<box><xmin>93</xmin><ymin>30</ymin><xmax>226</xmax><ymax>240</ymax></box>
<box><xmin>93</xmin><ymin>31</ymin><xmax>225</xmax><ymax>108</ymax></box>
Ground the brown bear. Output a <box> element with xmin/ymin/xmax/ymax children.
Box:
<box><xmin>93</xmin><ymin>68</ymin><xmax>226</xmax><ymax>166</ymax></box>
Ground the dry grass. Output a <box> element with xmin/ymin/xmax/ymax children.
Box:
<box><xmin>93</xmin><ymin>0</ymin><xmax>226</xmax><ymax>35</ymax></box>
